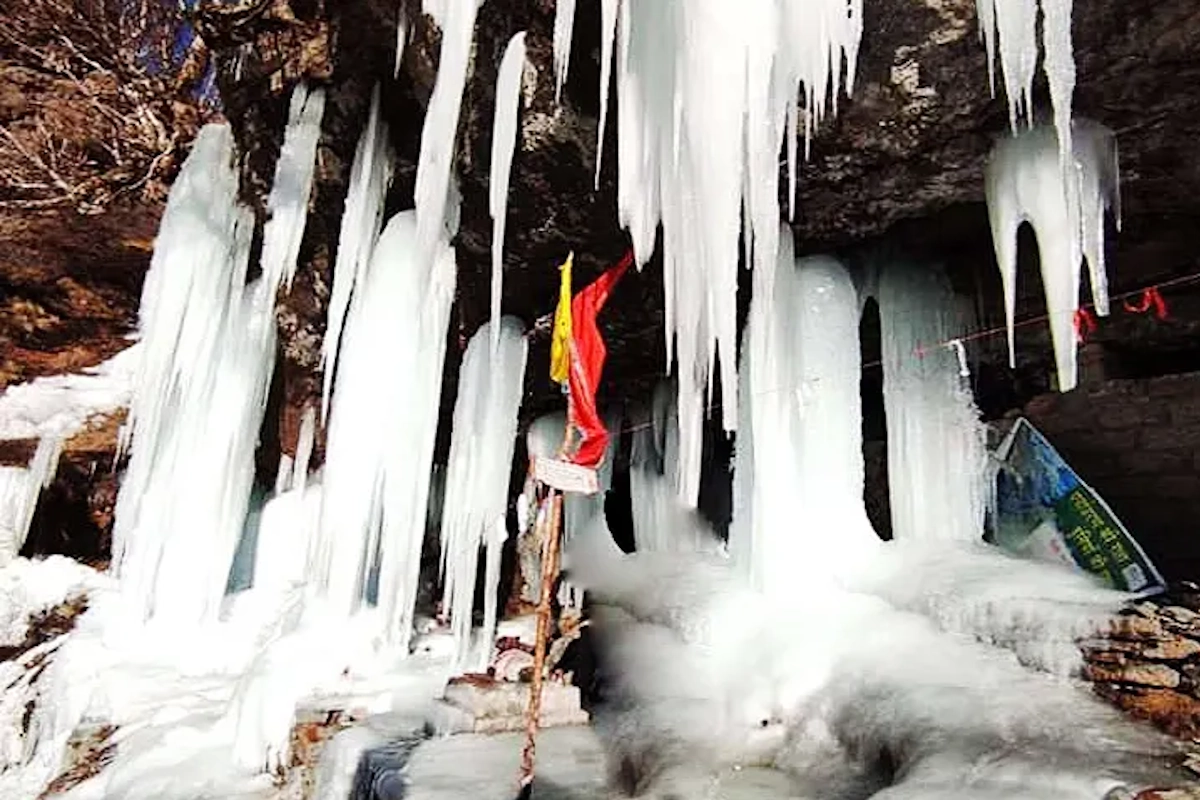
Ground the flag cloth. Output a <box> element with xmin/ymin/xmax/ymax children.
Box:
<box><xmin>549</xmin><ymin>253</ymin><xmax>574</xmax><ymax>386</ymax></box>
<box><xmin>567</xmin><ymin>251</ymin><xmax>633</xmax><ymax>468</ymax></box>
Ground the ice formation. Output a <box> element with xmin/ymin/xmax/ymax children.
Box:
<box><xmin>976</xmin><ymin>0</ymin><xmax>1076</xmax><ymax>160</ymax></box>
<box><xmin>552</xmin><ymin>0</ymin><xmax>576</xmax><ymax>103</ymax></box>
<box><xmin>731</xmin><ymin>230</ymin><xmax>878</xmax><ymax>597</ymax></box>
<box><xmin>438</xmin><ymin>317</ymin><xmax>528</xmax><ymax>668</ymax></box>
<box><xmin>310</xmin><ymin>210</ymin><xmax>456</xmax><ymax>648</ymax></box>
<box><xmin>112</xmin><ymin>93</ymin><xmax>323</xmax><ymax>625</ymax></box>
<box><xmin>0</xmin><ymin>438</ymin><xmax>61</xmax><ymax>564</ymax></box>
<box><xmin>488</xmin><ymin>32</ymin><xmax>526</xmax><ymax>350</ymax></box>
<box><xmin>413</xmin><ymin>0</ymin><xmax>480</xmax><ymax>259</ymax></box>
<box><xmin>321</xmin><ymin>85</ymin><xmax>394</xmax><ymax>421</ymax></box>
<box><xmin>612</xmin><ymin>0</ymin><xmax>863</xmax><ymax>506</ymax></box>
<box><xmin>985</xmin><ymin>119</ymin><xmax>1120</xmax><ymax>392</ymax></box>
<box><xmin>870</xmin><ymin>261</ymin><xmax>990</xmax><ymax>544</ymax></box>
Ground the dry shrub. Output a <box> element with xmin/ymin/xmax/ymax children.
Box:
<box><xmin>0</xmin><ymin>0</ymin><xmax>215</xmax><ymax>213</ymax></box>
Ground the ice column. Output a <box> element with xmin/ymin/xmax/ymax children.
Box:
<box><xmin>439</xmin><ymin>317</ymin><xmax>528</xmax><ymax>668</ymax></box>
<box><xmin>874</xmin><ymin>262</ymin><xmax>990</xmax><ymax>543</ymax></box>
<box><xmin>113</xmin><ymin>88</ymin><xmax>323</xmax><ymax>624</ymax></box>
<box><xmin>311</xmin><ymin>210</ymin><xmax>456</xmax><ymax>650</ymax></box>
<box><xmin>731</xmin><ymin>227</ymin><xmax>877</xmax><ymax>597</ymax></box>
<box><xmin>612</xmin><ymin>0</ymin><xmax>863</xmax><ymax>506</ymax></box>
<box><xmin>489</xmin><ymin>32</ymin><xmax>526</xmax><ymax>350</ymax></box>
<box><xmin>322</xmin><ymin>86</ymin><xmax>394</xmax><ymax>420</ymax></box>
<box><xmin>984</xmin><ymin>120</ymin><xmax>1120</xmax><ymax>392</ymax></box>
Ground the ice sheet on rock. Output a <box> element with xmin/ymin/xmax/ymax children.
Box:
<box><xmin>112</xmin><ymin>121</ymin><xmax>286</xmax><ymax>626</ymax></box>
<box><xmin>730</xmin><ymin>235</ymin><xmax>878</xmax><ymax>597</ymax></box>
<box><xmin>0</xmin><ymin>345</ymin><xmax>138</xmax><ymax>441</ymax></box>
<box><xmin>312</xmin><ymin>210</ymin><xmax>455</xmax><ymax>649</ymax></box>
<box><xmin>488</xmin><ymin>33</ymin><xmax>526</xmax><ymax>351</ymax></box>
<box><xmin>257</xmin><ymin>85</ymin><xmax>325</xmax><ymax>294</ymax></box>
<box><xmin>413</xmin><ymin>0</ymin><xmax>479</xmax><ymax>261</ymax></box>
<box><xmin>985</xmin><ymin>120</ymin><xmax>1120</xmax><ymax>392</ymax></box>
<box><xmin>439</xmin><ymin>318</ymin><xmax>527</xmax><ymax>668</ymax></box>
<box><xmin>612</xmin><ymin>0</ymin><xmax>863</xmax><ymax>506</ymax></box>
<box><xmin>0</xmin><ymin>556</ymin><xmax>106</xmax><ymax>647</ymax></box>
<box><xmin>552</xmin><ymin>0</ymin><xmax>576</xmax><ymax>104</ymax></box>
<box><xmin>851</xmin><ymin>541</ymin><xmax>1130</xmax><ymax>677</ymax></box>
<box><xmin>322</xmin><ymin>86</ymin><xmax>394</xmax><ymax>421</ymax></box>
<box><xmin>870</xmin><ymin>261</ymin><xmax>990</xmax><ymax>545</ymax></box>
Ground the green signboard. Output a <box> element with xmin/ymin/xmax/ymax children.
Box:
<box><xmin>991</xmin><ymin>417</ymin><xmax>1165</xmax><ymax>596</ymax></box>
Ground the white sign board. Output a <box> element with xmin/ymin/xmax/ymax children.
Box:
<box><xmin>533</xmin><ymin>457</ymin><xmax>599</xmax><ymax>495</ymax></box>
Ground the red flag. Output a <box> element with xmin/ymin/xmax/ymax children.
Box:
<box><xmin>566</xmin><ymin>251</ymin><xmax>632</xmax><ymax>468</ymax></box>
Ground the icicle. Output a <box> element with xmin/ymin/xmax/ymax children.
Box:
<box><xmin>258</xmin><ymin>85</ymin><xmax>326</xmax><ymax>295</ymax></box>
<box><xmin>322</xmin><ymin>86</ymin><xmax>394</xmax><ymax>422</ymax></box>
<box><xmin>611</xmin><ymin>0</ymin><xmax>863</xmax><ymax>505</ymax></box>
<box><xmin>0</xmin><ymin>436</ymin><xmax>63</xmax><ymax>564</ymax></box>
<box><xmin>975</xmin><ymin>0</ymin><xmax>1076</xmax><ymax>160</ymax></box>
<box><xmin>413</xmin><ymin>0</ymin><xmax>480</xmax><ymax>261</ymax></box>
<box><xmin>439</xmin><ymin>317</ymin><xmax>528</xmax><ymax>669</ymax></box>
<box><xmin>730</xmin><ymin>227</ymin><xmax>878</xmax><ymax>597</ymax></box>
<box><xmin>595</xmin><ymin>0</ymin><xmax>618</xmax><ymax>188</ymax></box>
<box><xmin>872</xmin><ymin>262</ymin><xmax>990</xmax><ymax>544</ymax></box>
<box><xmin>984</xmin><ymin>120</ymin><xmax>1119</xmax><ymax>392</ymax></box>
<box><xmin>394</xmin><ymin>8</ymin><xmax>408</xmax><ymax>78</ymax></box>
<box><xmin>292</xmin><ymin>405</ymin><xmax>317</xmax><ymax>496</ymax></box>
<box><xmin>552</xmin><ymin>0</ymin><xmax>577</xmax><ymax>104</ymax></box>
<box><xmin>489</xmin><ymin>33</ymin><xmax>526</xmax><ymax>351</ymax></box>
<box><xmin>112</xmin><ymin>119</ymin><xmax>297</xmax><ymax>625</ymax></box>
<box><xmin>312</xmin><ymin>210</ymin><xmax>456</xmax><ymax>649</ymax></box>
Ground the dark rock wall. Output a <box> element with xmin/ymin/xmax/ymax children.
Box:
<box><xmin>1023</xmin><ymin>365</ymin><xmax>1200</xmax><ymax>582</ymax></box>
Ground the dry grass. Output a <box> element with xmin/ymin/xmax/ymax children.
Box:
<box><xmin>0</xmin><ymin>0</ymin><xmax>214</xmax><ymax>213</ymax></box>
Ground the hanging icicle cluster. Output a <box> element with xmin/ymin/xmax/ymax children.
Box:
<box><xmin>985</xmin><ymin>120</ymin><xmax>1120</xmax><ymax>392</ymax></box>
<box><xmin>114</xmin><ymin>86</ymin><xmax>325</xmax><ymax>625</ymax></box>
<box><xmin>598</xmin><ymin>0</ymin><xmax>863</xmax><ymax>507</ymax></box>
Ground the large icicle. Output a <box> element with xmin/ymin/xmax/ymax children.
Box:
<box><xmin>552</xmin><ymin>0</ymin><xmax>576</xmax><ymax>103</ymax></box>
<box><xmin>873</xmin><ymin>262</ymin><xmax>990</xmax><ymax>544</ymax></box>
<box><xmin>413</xmin><ymin>0</ymin><xmax>480</xmax><ymax>260</ymax></box>
<box><xmin>489</xmin><ymin>33</ymin><xmax>526</xmax><ymax>350</ymax></box>
<box><xmin>321</xmin><ymin>86</ymin><xmax>394</xmax><ymax>421</ymax></box>
<box><xmin>730</xmin><ymin>227</ymin><xmax>878</xmax><ymax>598</ymax></box>
<box><xmin>439</xmin><ymin>317</ymin><xmax>528</xmax><ymax>668</ymax></box>
<box><xmin>259</xmin><ymin>86</ymin><xmax>326</xmax><ymax>294</ymax></box>
<box><xmin>0</xmin><ymin>437</ymin><xmax>62</xmax><ymax>564</ymax></box>
<box><xmin>113</xmin><ymin>96</ymin><xmax>321</xmax><ymax>624</ymax></box>
<box><xmin>594</xmin><ymin>0</ymin><xmax>618</xmax><ymax>187</ymax></box>
<box><xmin>975</xmin><ymin>0</ymin><xmax>1076</xmax><ymax>160</ymax></box>
<box><xmin>612</xmin><ymin>0</ymin><xmax>863</xmax><ymax>505</ymax></box>
<box><xmin>984</xmin><ymin>119</ymin><xmax>1120</xmax><ymax>392</ymax></box>
<box><xmin>310</xmin><ymin>210</ymin><xmax>456</xmax><ymax>649</ymax></box>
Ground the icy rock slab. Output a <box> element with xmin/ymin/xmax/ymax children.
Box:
<box><xmin>985</xmin><ymin>119</ymin><xmax>1120</xmax><ymax>392</ymax></box>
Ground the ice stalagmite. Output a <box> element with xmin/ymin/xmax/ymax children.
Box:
<box><xmin>414</xmin><ymin>0</ymin><xmax>480</xmax><ymax>259</ymax></box>
<box><xmin>612</xmin><ymin>0</ymin><xmax>863</xmax><ymax>506</ymax></box>
<box><xmin>489</xmin><ymin>33</ymin><xmax>526</xmax><ymax>350</ymax></box>
<box><xmin>322</xmin><ymin>86</ymin><xmax>393</xmax><ymax>421</ymax></box>
<box><xmin>114</xmin><ymin>89</ymin><xmax>323</xmax><ymax>624</ymax></box>
<box><xmin>552</xmin><ymin>0</ymin><xmax>576</xmax><ymax>103</ymax></box>
<box><xmin>311</xmin><ymin>210</ymin><xmax>456</xmax><ymax>649</ymax></box>
<box><xmin>976</xmin><ymin>0</ymin><xmax>1076</xmax><ymax>159</ymax></box>
<box><xmin>730</xmin><ymin>226</ymin><xmax>877</xmax><ymax>598</ymax></box>
<box><xmin>439</xmin><ymin>318</ymin><xmax>528</xmax><ymax>668</ymax></box>
<box><xmin>873</xmin><ymin>262</ymin><xmax>989</xmax><ymax>544</ymax></box>
<box><xmin>985</xmin><ymin>120</ymin><xmax>1120</xmax><ymax>392</ymax></box>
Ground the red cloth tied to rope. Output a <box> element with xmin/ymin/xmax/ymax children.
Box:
<box><xmin>567</xmin><ymin>251</ymin><xmax>633</xmax><ymax>469</ymax></box>
<box><xmin>1074</xmin><ymin>308</ymin><xmax>1098</xmax><ymax>343</ymax></box>
<box><xmin>1122</xmin><ymin>287</ymin><xmax>1169</xmax><ymax>320</ymax></box>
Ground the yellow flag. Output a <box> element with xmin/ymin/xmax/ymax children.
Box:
<box><xmin>549</xmin><ymin>252</ymin><xmax>574</xmax><ymax>385</ymax></box>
